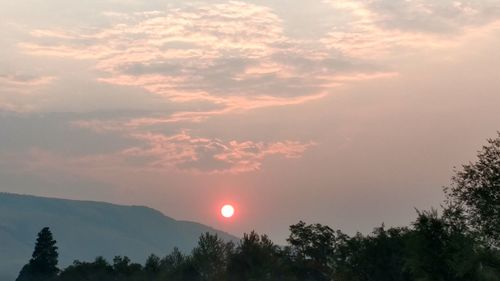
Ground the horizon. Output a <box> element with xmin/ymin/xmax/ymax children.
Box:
<box><xmin>1</xmin><ymin>0</ymin><xmax>500</xmax><ymax>244</ymax></box>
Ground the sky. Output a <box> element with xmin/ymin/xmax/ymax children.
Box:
<box><xmin>1</xmin><ymin>0</ymin><xmax>500</xmax><ymax>243</ymax></box>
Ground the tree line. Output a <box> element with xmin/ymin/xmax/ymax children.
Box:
<box><xmin>16</xmin><ymin>133</ymin><xmax>500</xmax><ymax>281</ymax></box>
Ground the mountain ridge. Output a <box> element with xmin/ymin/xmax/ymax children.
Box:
<box><xmin>0</xmin><ymin>192</ymin><xmax>238</xmax><ymax>281</ymax></box>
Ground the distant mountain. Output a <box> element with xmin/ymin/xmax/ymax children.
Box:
<box><xmin>0</xmin><ymin>193</ymin><xmax>238</xmax><ymax>281</ymax></box>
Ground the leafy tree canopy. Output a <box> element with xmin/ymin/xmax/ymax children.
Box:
<box><xmin>445</xmin><ymin>132</ymin><xmax>500</xmax><ymax>248</ymax></box>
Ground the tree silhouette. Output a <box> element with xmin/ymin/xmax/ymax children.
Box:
<box><xmin>144</xmin><ymin>254</ymin><xmax>161</xmax><ymax>273</ymax></box>
<box><xmin>334</xmin><ymin>225</ymin><xmax>412</xmax><ymax>281</ymax></box>
<box><xmin>58</xmin><ymin>257</ymin><xmax>113</xmax><ymax>281</ymax></box>
<box><xmin>444</xmin><ymin>132</ymin><xmax>500</xmax><ymax>248</ymax></box>
<box><xmin>287</xmin><ymin>221</ymin><xmax>337</xmax><ymax>281</ymax></box>
<box><xmin>16</xmin><ymin>227</ymin><xmax>59</xmax><ymax>281</ymax></box>
<box><xmin>403</xmin><ymin>210</ymin><xmax>498</xmax><ymax>281</ymax></box>
<box><xmin>405</xmin><ymin>210</ymin><xmax>455</xmax><ymax>281</ymax></box>
<box><xmin>228</xmin><ymin>231</ymin><xmax>287</xmax><ymax>281</ymax></box>
<box><xmin>112</xmin><ymin>256</ymin><xmax>142</xmax><ymax>278</ymax></box>
<box><xmin>191</xmin><ymin>232</ymin><xmax>232</xmax><ymax>281</ymax></box>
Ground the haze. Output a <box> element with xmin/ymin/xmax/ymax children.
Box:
<box><xmin>1</xmin><ymin>0</ymin><xmax>500</xmax><ymax>243</ymax></box>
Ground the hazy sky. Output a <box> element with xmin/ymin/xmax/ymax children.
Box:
<box><xmin>1</xmin><ymin>0</ymin><xmax>500</xmax><ymax>242</ymax></box>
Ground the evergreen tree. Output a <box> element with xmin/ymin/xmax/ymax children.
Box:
<box><xmin>16</xmin><ymin>227</ymin><xmax>59</xmax><ymax>281</ymax></box>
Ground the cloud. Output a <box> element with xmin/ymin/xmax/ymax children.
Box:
<box><xmin>0</xmin><ymin>74</ymin><xmax>56</xmax><ymax>86</ymax></box>
<box><xmin>365</xmin><ymin>0</ymin><xmax>500</xmax><ymax>33</ymax></box>
<box><xmin>122</xmin><ymin>92</ymin><xmax>329</xmax><ymax>126</ymax></box>
<box><xmin>0</xmin><ymin>74</ymin><xmax>56</xmax><ymax>97</ymax></box>
<box><xmin>0</xmin><ymin>102</ymin><xmax>26</xmax><ymax>112</ymax></box>
<box><xmin>0</xmin><ymin>111</ymin><xmax>315</xmax><ymax>175</ymax></box>
<box><xmin>121</xmin><ymin>131</ymin><xmax>315</xmax><ymax>173</ymax></box>
<box><xmin>19</xmin><ymin>1</ymin><xmax>392</xmax><ymax>123</ymax></box>
<box><xmin>11</xmin><ymin>0</ymin><xmax>500</xmax><ymax>116</ymax></box>
<box><xmin>0</xmin><ymin>74</ymin><xmax>57</xmax><ymax>112</ymax></box>
<box><xmin>7</xmin><ymin>130</ymin><xmax>314</xmax><ymax>175</ymax></box>
<box><xmin>321</xmin><ymin>0</ymin><xmax>500</xmax><ymax>58</ymax></box>
<box><xmin>13</xmin><ymin>0</ymin><xmax>500</xmax><ymax>176</ymax></box>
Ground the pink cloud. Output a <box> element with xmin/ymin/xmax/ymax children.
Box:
<box><xmin>14</xmin><ymin>131</ymin><xmax>315</xmax><ymax>175</ymax></box>
<box><xmin>122</xmin><ymin>131</ymin><xmax>315</xmax><ymax>174</ymax></box>
<box><xmin>123</xmin><ymin>92</ymin><xmax>329</xmax><ymax>127</ymax></box>
<box><xmin>213</xmin><ymin>140</ymin><xmax>315</xmax><ymax>173</ymax></box>
<box><xmin>19</xmin><ymin>1</ymin><xmax>397</xmax><ymax>124</ymax></box>
<box><xmin>321</xmin><ymin>0</ymin><xmax>500</xmax><ymax>59</ymax></box>
<box><xmin>0</xmin><ymin>74</ymin><xmax>56</xmax><ymax>86</ymax></box>
<box><xmin>0</xmin><ymin>74</ymin><xmax>57</xmax><ymax>111</ymax></box>
<box><xmin>70</xmin><ymin>119</ymin><xmax>129</xmax><ymax>133</ymax></box>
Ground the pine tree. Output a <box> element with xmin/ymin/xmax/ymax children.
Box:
<box><xmin>16</xmin><ymin>227</ymin><xmax>59</xmax><ymax>281</ymax></box>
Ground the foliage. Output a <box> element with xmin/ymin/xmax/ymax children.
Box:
<box><xmin>334</xmin><ymin>225</ymin><xmax>412</xmax><ymax>281</ymax></box>
<box><xmin>227</xmin><ymin>231</ymin><xmax>290</xmax><ymax>281</ymax></box>
<box><xmin>16</xmin><ymin>227</ymin><xmax>59</xmax><ymax>281</ymax></box>
<box><xmin>191</xmin><ymin>232</ymin><xmax>232</xmax><ymax>281</ymax></box>
<box><xmin>18</xmin><ymin>220</ymin><xmax>500</xmax><ymax>281</ymax></box>
<box><xmin>287</xmin><ymin>221</ymin><xmax>337</xmax><ymax>280</ymax></box>
<box><xmin>444</xmin><ymin>132</ymin><xmax>500</xmax><ymax>248</ymax></box>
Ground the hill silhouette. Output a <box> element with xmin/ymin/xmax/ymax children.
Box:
<box><xmin>0</xmin><ymin>193</ymin><xmax>237</xmax><ymax>281</ymax></box>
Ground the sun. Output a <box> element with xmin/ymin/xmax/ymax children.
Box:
<box><xmin>221</xmin><ymin>204</ymin><xmax>235</xmax><ymax>218</ymax></box>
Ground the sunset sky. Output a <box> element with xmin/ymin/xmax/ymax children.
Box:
<box><xmin>1</xmin><ymin>0</ymin><xmax>500</xmax><ymax>242</ymax></box>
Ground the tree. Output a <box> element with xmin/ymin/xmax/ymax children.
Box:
<box><xmin>112</xmin><ymin>255</ymin><xmax>142</xmax><ymax>278</ymax></box>
<box><xmin>287</xmin><ymin>221</ymin><xmax>337</xmax><ymax>281</ymax></box>
<box><xmin>16</xmin><ymin>227</ymin><xmax>59</xmax><ymax>281</ymax></box>
<box><xmin>228</xmin><ymin>231</ymin><xmax>288</xmax><ymax>281</ymax></box>
<box><xmin>444</xmin><ymin>132</ymin><xmax>500</xmax><ymax>248</ymax></box>
<box><xmin>160</xmin><ymin>247</ymin><xmax>185</xmax><ymax>272</ymax></box>
<box><xmin>144</xmin><ymin>254</ymin><xmax>161</xmax><ymax>273</ymax></box>
<box><xmin>405</xmin><ymin>210</ymin><xmax>455</xmax><ymax>281</ymax></box>
<box><xmin>404</xmin><ymin>210</ymin><xmax>495</xmax><ymax>281</ymax></box>
<box><xmin>58</xmin><ymin>257</ymin><xmax>114</xmax><ymax>281</ymax></box>
<box><xmin>333</xmin><ymin>225</ymin><xmax>412</xmax><ymax>281</ymax></box>
<box><xmin>191</xmin><ymin>232</ymin><xmax>232</xmax><ymax>281</ymax></box>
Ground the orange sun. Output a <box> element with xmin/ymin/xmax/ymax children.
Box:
<box><xmin>221</xmin><ymin>204</ymin><xmax>235</xmax><ymax>218</ymax></box>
